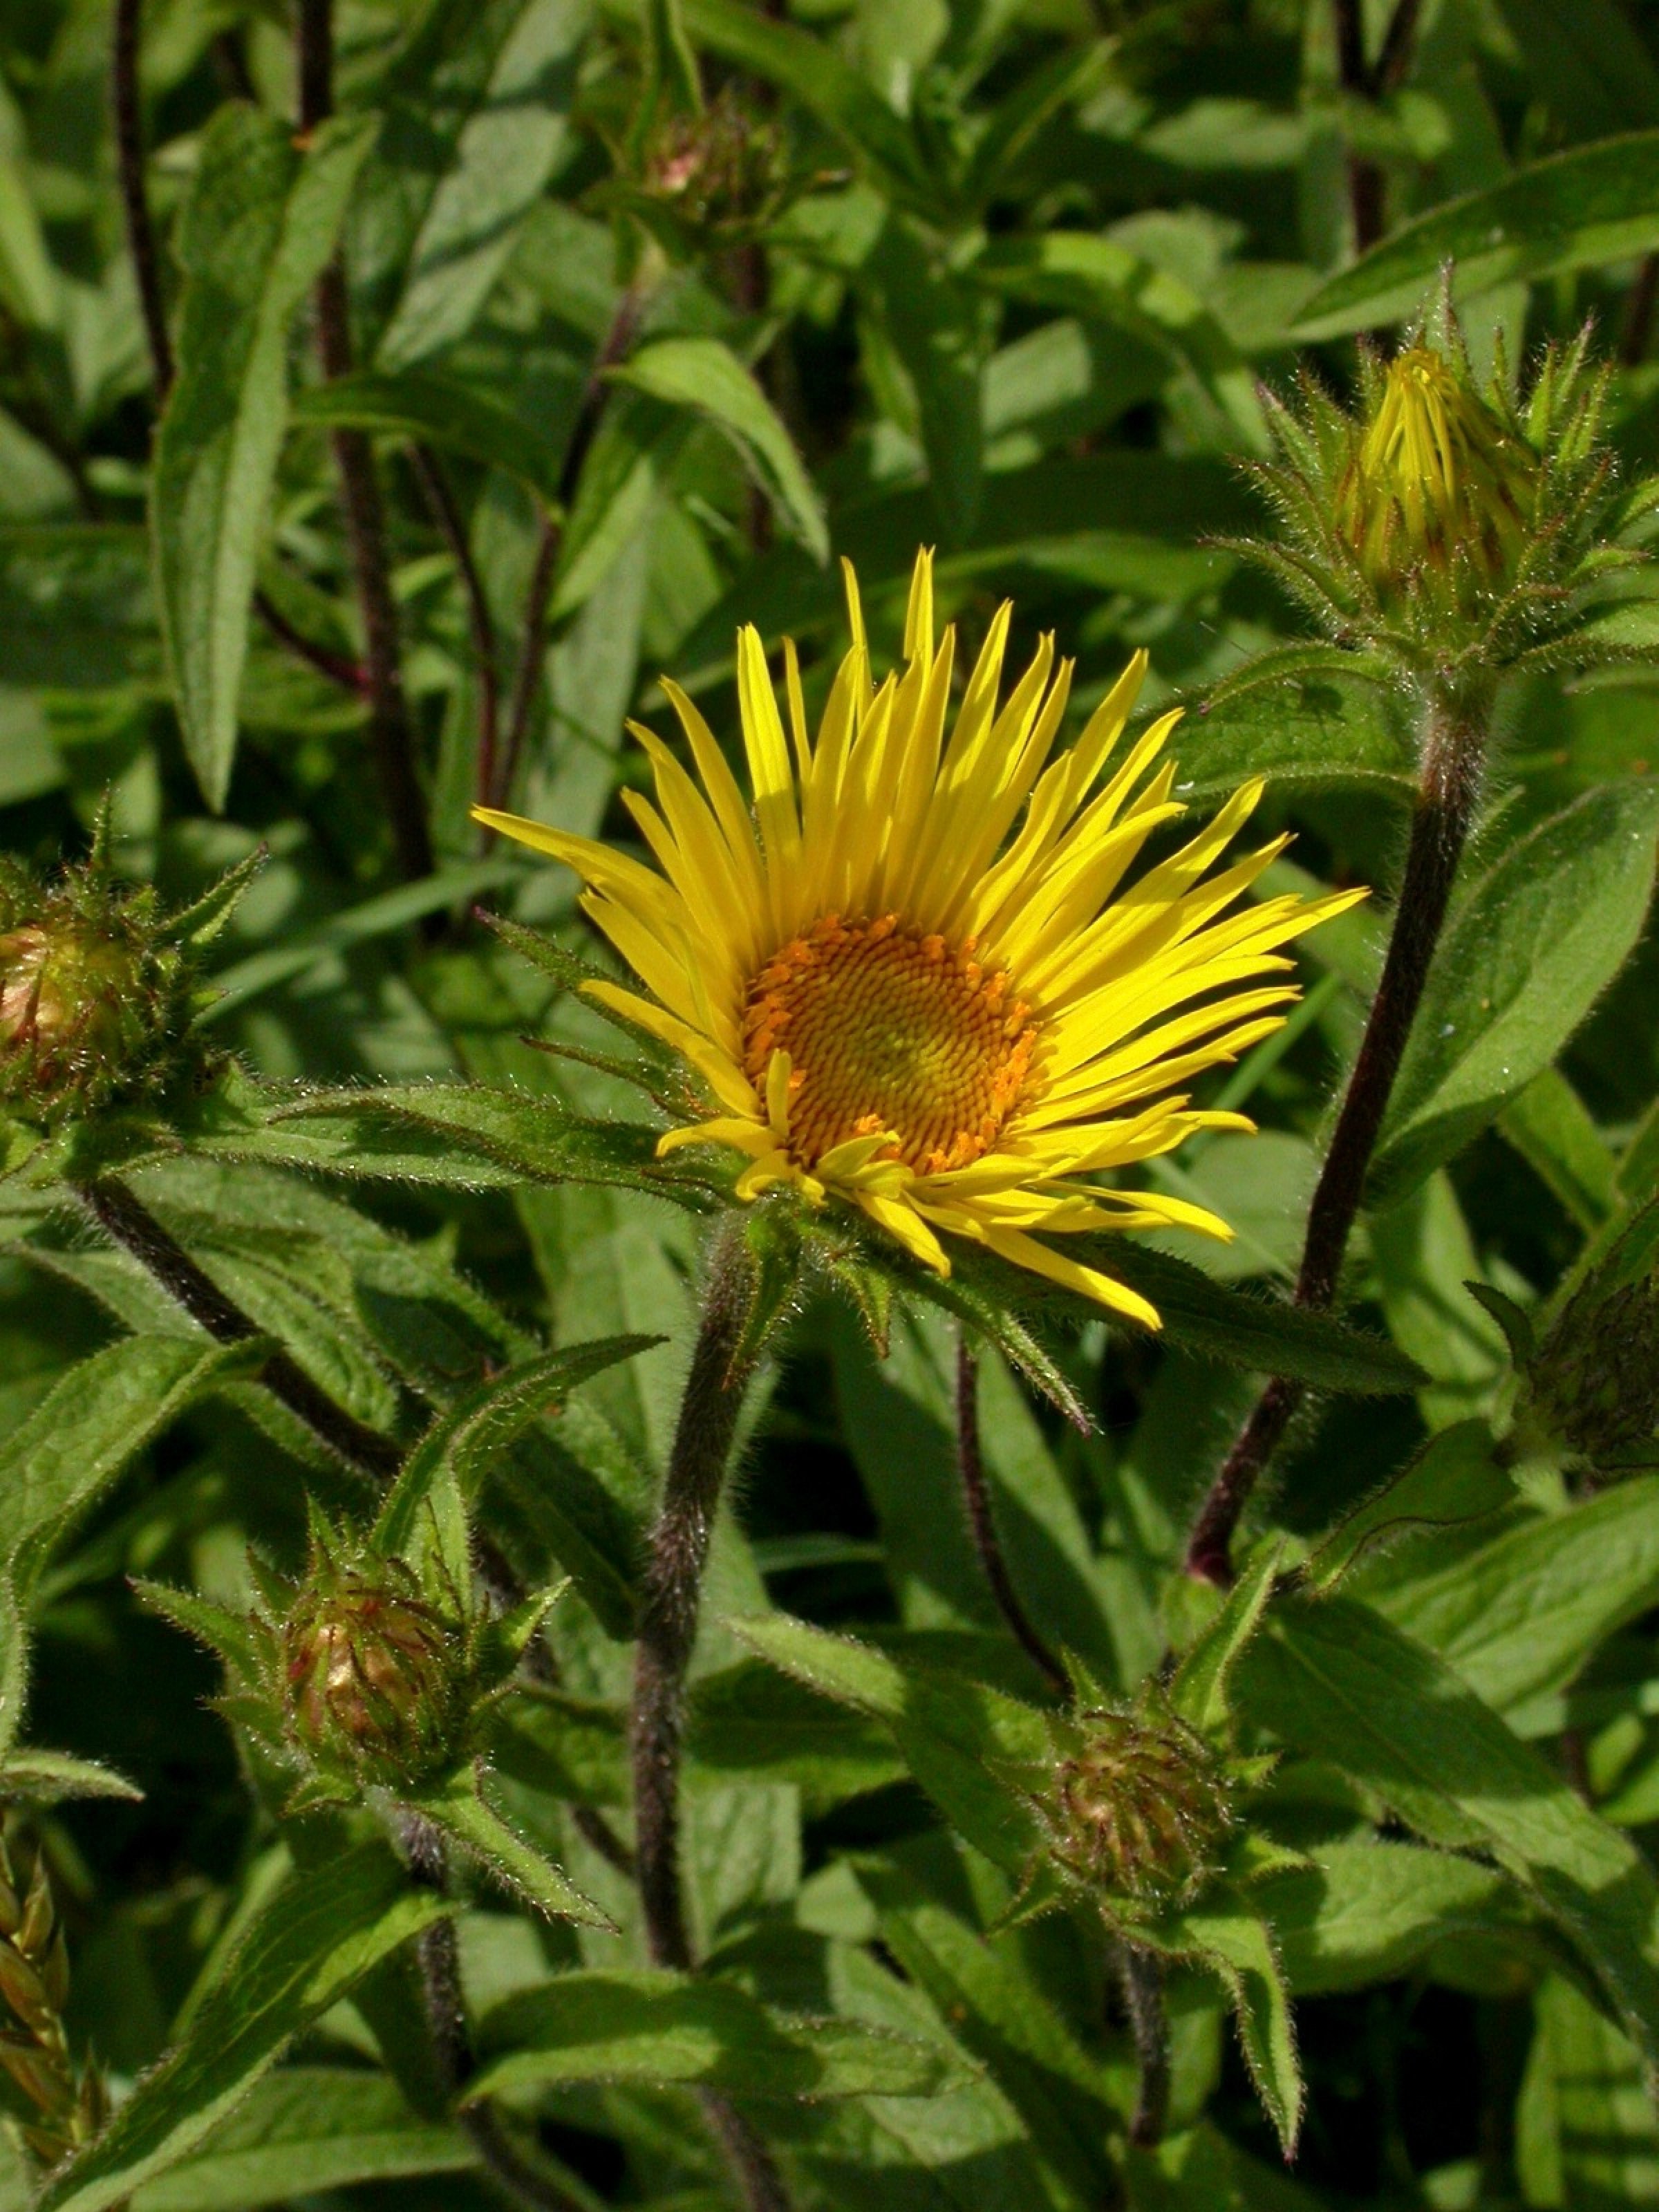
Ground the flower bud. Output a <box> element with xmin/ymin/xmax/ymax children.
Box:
<box><xmin>637</xmin><ymin>90</ymin><xmax>790</xmax><ymax>246</ymax></box>
<box><xmin>1042</xmin><ymin>1703</ymin><xmax>1232</xmax><ymax>1911</ymax></box>
<box><xmin>1525</xmin><ymin>1264</ymin><xmax>1659</xmax><ymax>1474</ymax></box>
<box><xmin>1336</xmin><ymin>345</ymin><xmax>1535</xmax><ymax>601</ymax></box>
<box><xmin>282</xmin><ymin>1556</ymin><xmax>471</xmax><ymax>1791</ymax></box>
<box><xmin>0</xmin><ymin>838</ymin><xmax>238</xmax><ymax>1127</ymax></box>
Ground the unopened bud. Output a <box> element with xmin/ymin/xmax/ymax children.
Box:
<box><xmin>1042</xmin><ymin>1703</ymin><xmax>1232</xmax><ymax>1911</ymax></box>
<box><xmin>1337</xmin><ymin>345</ymin><xmax>1535</xmax><ymax>600</ymax></box>
<box><xmin>1527</xmin><ymin>1266</ymin><xmax>1659</xmax><ymax>1474</ymax></box>
<box><xmin>639</xmin><ymin>90</ymin><xmax>789</xmax><ymax>243</ymax></box>
<box><xmin>282</xmin><ymin>1556</ymin><xmax>471</xmax><ymax>1790</ymax></box>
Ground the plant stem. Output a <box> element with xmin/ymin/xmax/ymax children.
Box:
<box><xmin>489</xmin><ymin>285</ymin><xmax>648</xmax><ymax>816</ymax></box>
<box><xmin>1332</xmin><ymin>0</ymin><xmax>1425</xmax><ymax>254</ymax></box>
<box><xmin>1118</xmin><ymin>1943</ymin><xmax>1170</xmax><ymax>2148</ymax></box>
<box><xmin>76</xmin><ymin>1177</ymin><xmax>401</xmax><ymax>1484</ymax></box>
<box><xmin>630</xmin><ymin>1222</ymin><xmax>796</xmax><ymax>2212</ymax></box>
<box><xmin>955</xmin><ymin>1333</ymin><xmax>1068</xmax><ymax>1698</ymax></box>
<box><xmin>411</xmin><ymin>445</ymin><xmax>502</xmax><ymax>812</ymax></box>
<box><xmin>297</xmin><ymin>0</ymin><xmax>434</xmax><ymax>887</ymax></box>
<box><xmin>404</xmin><ymin>1818</ymin><xmax>590</xmax><ymax>2212</ymax></box>
<box><xmin>111</xmin><ymin>0</ymin><xmax>173</xmax><ymax>397</ymax></box>
<box><xmin>1184</xmin><ymin>691</ymin><xmax>1488</xmax><ymax>1586</ymax></box>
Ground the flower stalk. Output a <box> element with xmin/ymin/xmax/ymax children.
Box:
<box><xmin>955</xmin><ymin>1333</ymin><xmax>1068</xmax><ymax>1697</ymax></box>
<box><xmin>630</xmin><ymin>1219</ymin><xmax>796</xmax><ymax>2212</ymax></box>
<box><xmin>1118</xmin><ymin>1942</ymin><xmax>1170</xmax><ymax>2148</ymax></box>
<box><xmin>1185</xmin><ymin>686</ymin><xmax>1491</xmax><ymax>1585</ymax></box>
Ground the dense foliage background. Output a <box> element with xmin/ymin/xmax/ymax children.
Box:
<box><xmin>10</xmin><ymin>0</ymin><xmax>1659</xmax><ymax>2205</ymax></box>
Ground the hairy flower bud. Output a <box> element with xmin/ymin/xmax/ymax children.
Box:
<box><xmin>1042</xmin><ymin>1703</ymin><xmax>1233</xmax><ymax>1911</ymax></box>
<box><xmin>1337</xmin><ymin>345</ymin><xmax>1535</xmax><ymax>599</ymax></box>
<box><xmin>1524</xmin><ymin>1237</ymin><xmax>1659</xmax><ymax>1474</ymax></box>
<box><xmin>641</xmin><ymin>91</ymin><xmax>788</xmax><ymax>239</ymax></box>
<box><xmin>0</xmin><ymin>836</ymin><xmax>256</xmax><ymax>1129</ymax></box>
<box><xmin>282</xmin><ymin>1555</ymin><xmax>471</xmax><ymax>1791</ymax></box>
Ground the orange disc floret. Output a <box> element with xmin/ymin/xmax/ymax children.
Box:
<box><xmin>740</xmin><ymin>912</ymin><xmax>1039</xmax><ymax>1176</ymax></box>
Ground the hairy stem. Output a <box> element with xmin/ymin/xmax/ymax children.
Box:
<box><xmin>630</xmin><ymin>1224</ymin><xmax>794</xmax><ymax>2212</ymax></box>
<box><xmin>955</xmin><ymin>1333</ymin><xmax>1068</xmax><ymax>1697</ymax></box>
<box><xmin>1118</xmin><ymin>1944</ymin><xmax>1171</xmax><ymax>2149</ymax></box>
<box><xmin>111</xmin><ymin>0</ymin><xmax>173</xmax><ymax>397</ymax></box>
<box><xmin>1184</xmin><ymin>692</ymin><xmax>1488</xmax><ymax>1586</ymax></box>
<box><xmin>297</xmin><ymin>0</ymin><xmax>434</xmax><ymax>885</ymax></box>
<box><xmin>77</xmin><ymin>1177</ymin><xmax>401</xmax><ymax>1484</ymax></box>
<box><xmin>406</xmin><ymin>1819</ymin><xmax>589</xmax><ymax>2212</ymax></box>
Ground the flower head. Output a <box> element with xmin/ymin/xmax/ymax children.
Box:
<box><xmin>281</xmin><ymin>1546</ymin><xmax>470</xmax><ymax>1791</ymax></box>
<box><xmin>1337</xmin><ymin>345</ymin><xmax>1535</xmax><ymax>596</ymax></box>
<box><xmin>1246</xmin><ymin>315</ymin><xmax>1637</xmax><ymax>679</ymax></box>
<box><xmin>479</xmin><ymin>553</ymin><xmax>1359</xmax><ymax>1325</ymax></box>
<box><xmin>1040</xmin><ymin>1696</ymin><xmax>1234</xmax><ymax>1912</ymax></box>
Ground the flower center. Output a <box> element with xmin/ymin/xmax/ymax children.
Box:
<box><xmin>741</xmin><ymin>913</ymin><xmax>1038</xmax><ymax>1176</ymax></box>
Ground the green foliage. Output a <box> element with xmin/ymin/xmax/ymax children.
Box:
<box><xmin>6</xmin><ymin>0</ymin><xmax>1659</xmax><ymax>2204</ymax></box>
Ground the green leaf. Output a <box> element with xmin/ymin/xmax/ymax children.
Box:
<box><xmin>1497</xmin><ymin>1067</ymin><xmax>1619</xmax><ymax>1234</ymax></box>
<box><xmin>0</xmin><ymin>525</ymin><xmax>155</xmax><ymax>689</ymax></box>
<box><xmin>1165</xmin><ymin>669</ymin><xmax>1418</xmax><ymax>808</ymax></box>
<box><xmin>488</xmin><ymin>1685</ymin><xmax>627</xmax><ymax>1806</ymax></box>
<box><xmin>1371</xmin><ymin>784</ymin><xmax>1659</xmax><ymax>1203</ymax></box>
<box><xmin>1303</xmin><ymin>1418</ymin><xmax>1517</xmax><ymax>1597</ymax></box>
<box><xmin>731</xmin><ymin>1611</ymin><xmax>1050</xmax><ymax>1875</ymax></box>
<box><xmin>1259</xmin><ymin>1838</ymin><xmax>1516</xmax><ymax>1996</ymax></box>
<box><xmin>952</xmin><ymin>1237</ymin><xmax>1427</xmax><ymax>1395</ymax></box>
<box><xmin>1517</xmin><ymin>1974</ymin><xmax>1659</xmax><ymax>2206</ymax></box>
<box><xmin>289</xmin><ymin>370</ymin><xmax>567</xmax><ymax>503</ymax></box>
<box><xmin>1237</xmin><ymin>1595</ymin><xmax>1659</xmax><ymax>2087</ymax></box>
<box><xmin>1167</xmin><ymin>1896</ymin><xmax>1302</xmax><ymax>2155</ymax></box>
<box><xmin>376</xmin><ymin>0</ymin><xmax>591</xmax><ymax>369</ymax></box>
<box><xmin>1170</xmin><ymin>1541</ymin><xmax>1283</xmax><ymax>1735</ymax></box>
<box><xmin>1494</xmin><ymin>0</ymin><xmax>1659</xmax><ymax>142</ymax></box>
<box><xmin>405</xmin><ymin>1770</ymin><xmax>614</xmax><ymax>1928</ymax></box>
<box><xmin>1372</xmin><ymin>1475</ymin><xmax>1659</xmax><ymax>1715</ymax></box>
<box><xmin>153</xmin><ymin>106</ymin><xmax>377</xmax><ymax>809</ymax></box>
<box><xmin>0</xmin><ymin>1750</ymin><xmax>140</xmax><ymax>1803</ymax></box>
<box><xmin>3</xmin><ymin>1334</ymin><xmax>265</xmax><ymax>1600</ymax></box>
<box><xmin>191</xmin><ymin>1077</ymin><xmax>702</xmax><ymax>1204</ymax></box>
<box><xmin>688</xmin><ymin>1659</ymin><xmax>906</xmax><ymax>1804</ymax></box>
<box><xmin>1294</xmin><ymin>129</ymin><xmax>1659</xmax><ymax>339</ymax></box>
<box><xmin>470</xmin><ymin>1968</ymin><xmax>955</xmax><ymax>2101</ymax></box>
<box><xmin>610</xmin><ymin>338</ymin><xmax>828</xmax><ymax>562</ymax></box>
<box><xmin>36</xmin><ymin>1842</ymin><xmax>449</xmax><ymax>2212</ymax></box>
<box><xmin>128</xmin><ymin>2070</ymin><xmax>471</xmax><ymax>2212</ymax></box>
<box><xmin>862</xmin><ymin>216</ymin><xmax>986</xmax><ymax>544</ymax></box>
<box><xmin>374</xmin><ymin>1334</ymin><xmax>659</xmax><ymax>1557</ymax></box>
<box><xmin>973</xmin><ymin>229</ymin><xmax>1264</xmax><ymax>453</ymax></box>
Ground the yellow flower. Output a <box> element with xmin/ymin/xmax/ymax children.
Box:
<box><xmin>478</xmin><ymin>553</ymin><xmax>1362</xmax><ymax>1327</ymax></box>
<box><xmin>1338</xmin><ymin>346</ymin><xmax>1535</xmax><ymax>592</ymax></box>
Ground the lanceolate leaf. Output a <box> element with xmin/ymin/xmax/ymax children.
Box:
<box><xmin>952</xmin><ymin>1236</ymin><xmax>1426</xmax><ymax>1395</ymax></box>
<box><xmin>375</xmin><ymin>0</ymin><xmax>591</xmax><ymax>369</ymax></box>
<box><xmin>1170</xmin><ymin>1540</ymin><xmax>1283</xmax><ymax>1734</ymax></box>
<box><xmin>37</xmin><ymin>1844</ymin><xmax>449</xmax><ymax>2212</ymax></box>
<box><xmin>1165</xmin><ymin>1895</ymin><xmax>1302</xmax><ymax>2154</ymax></box>
<box><xmin>469</xmin><ymin>1969</ymin><xmax>955</xmax><ymax>2101</ymax></box>
<box><xmin>1237</xmin><ymin>1596</ymin><xmax>1659</xmax><ymax>2085</ymax></box>
<box><xmin>4</xmin><ymin>1334</ymin><xmax>266</xmax><ymax>1599</ymax></box>
<box><xmin>127</xmin><ymin>2071</ymin><xmax>471</xmax><ymax>2212</ymax></box>
<box><xmin>289</xmin><ymin>371</ymin><xmax>566</xmax><ymax>502</ymax></box>
<box><xmin>1295</xmin><ymin>129</ymin><xmax>1659</xmax><ymax>337</ymax></box>
<box><xmin>1371</xmin><ymin>783</ymin><xmax>1659</xmax><ymax>1204</ymax></box>
<box><xmin>1371</xmin><ymin>1474</ymin><xmax>1659</xmax><ymax>1715</ymax></box>
<box><xmin>610</xmin><ymin>338</ymin><xmax>829</xmax><ymax>561</ymax></box>
<box><xmin>405</xmin><ymin>1771</ymin><xmax>614</xmax><ymax>1929</ymax></box>
<box><xmin>374</xmin><ymin>1333</ymin><xmax>659</xmax><ymax>1557</ymax></box>
<box><xmin>153</xmin><ymin>106</ymin><xmax>377</xmax><ymax>810</ymax></box>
